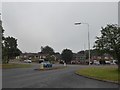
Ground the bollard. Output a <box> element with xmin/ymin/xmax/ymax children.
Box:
<box><xmin>40</xmin><ymin>63</ymin><xmax>44</xmax><ymax>69</ymax></box>
<box><xmin>64</xmin><ymin>63</ymin><xmax>66</xmax><ymax>67</ymax></box>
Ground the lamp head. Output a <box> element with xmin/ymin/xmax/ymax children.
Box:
<box><xmin>74</xmin><ymin>22</ymin><xmax>81</xmax><ymax>25</ymax></box>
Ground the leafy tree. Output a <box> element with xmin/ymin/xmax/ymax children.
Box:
<box><xmin>61</xmin><ymin>49</ymin><xmax>73</xmax><ymax>63</ymax></box>
<box><xmin>41</xmin><ymin>46</ymin><xmax>54</xmax><ymax>55</ymax></box>
<box><xmin>45</xmin><ymin>55</ymin><xmax>56</xmax><ymax>62</ymax></box>
<box><xmin>2</xmin><ymin>36</ymin><xmax>22</xmax><ymax>63</ymax></box>
<box><xmin>0</xmin><ymin>20</ymin><xmax>4</xmax><ymax>40</ymax></box>
<box><xmin>94</xmin><ymin>24</ymin><xmax>120</xmax><ymax>64</ymax></box>
<box><xmin>1</xmin><ymin>20</ymin><xmax>6</xmax><ymax>63</ymax></box>
<box><xmin>1</xmin><ymin>20</ymin><xmax>22</xmax><ymax>63</ymax></box>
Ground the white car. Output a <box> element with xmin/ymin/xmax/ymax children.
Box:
<box><xmin>93</xmin><ymin>60</ymin><xmax>100</xmax><ymax>65</ymax></box>
<box><xmin>24</xmin><ymin>59</ymin><xmax>32</xmax><ymax>63</ymax></box>
<box><xmin>111</xmin><ymin>60</ymin><xmax>117</xmax><ymax>65</ymax></box>
<box><xmin>105</xmin><ymin>61</ymin><xmax>111</xmax><ymax>64</ymax></box>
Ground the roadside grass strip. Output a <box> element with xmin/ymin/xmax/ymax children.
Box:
<box><xmin>2</xmin><ymin>63</ymin><xmax>32</xmax><ymax>69</ymax></box>
<box><xmin>0</xmin><ymin>64</ymin><xmax>2</xmax><ymax>68</ymax></box>
<box><xmin>75</xmin><ymin>67</ymin><xmax>119</xmax><ymax>84</ymax></box>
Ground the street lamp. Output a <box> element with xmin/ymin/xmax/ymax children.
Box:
<box><xmin>74</xmin><ymin>22</ymin><xmax>91</xmax><ymax>65</ymax></box>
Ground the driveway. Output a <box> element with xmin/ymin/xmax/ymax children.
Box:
<box><xmin>2</xmin><ymin>63</ymin><xmax>119</xmax><ymax>88</ymax></box>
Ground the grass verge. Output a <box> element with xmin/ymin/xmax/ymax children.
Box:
<box><xmin>2</xmin><ymin>63</ymin><xmax>32</xmax><ymax>69</ymax></box>
<box><xmin>75</xmin><ymin>66</ymin><xmax>119</xmax><ymax>84</ymax></box>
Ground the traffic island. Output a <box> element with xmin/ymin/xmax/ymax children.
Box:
<box><xmin>75</xmin><ymin>66</ymin><xmax>119</xmax><ymax>84</ymax></box>
<box><xmin>34</xmin><ymin>66</ymin><xmax>67</xmax><ymax>71</ymax></box>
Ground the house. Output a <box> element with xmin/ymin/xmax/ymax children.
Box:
<box><xmin>54</xmin><ymin>52</ymin><xmax>61</xmax><ymax>61</ymax></box>
<box><xmin>37</xmin><ymin>52</ymin><xmax>48</xmax><ymax>59</ymax></box>
<box><xmin>76</xmin><ymin>51</ymin><xmax>86</xmax><ymax>61</ymax></box>
<box><xmin>19</xmin><ymin>52</ymin><xmax>59</xmax><ymax>62</ymax></box>
<box><xmin>19</xmin><ymin>53</ymin><xmax>38</xmax><ymax>60</ymax></box>
<box><xmin>71</xmin><ymin>51</ymin><xmax>87</xmax><ymax>64</ymax></box>
<box><xmin>91</xmin><ymin>53</ymin><xmax>113</xmax><ymax>61</ymax></box>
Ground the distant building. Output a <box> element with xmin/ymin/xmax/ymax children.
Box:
<box><xmin>19</xmin><ymin>52</ymin><xmax>59</xmax><ymax>62</ymax></box>
<box><xmin>91</xmin><ymin>53</ymin><xmax>113</xmax><ymax>61</ymax></box>
<box><xmin>76</xmin><ymin>51</ymin><xmax>86</xmax><ymax>61</ymax></box>
<box><xmin>71</xmin><ymin>51</ymin><xmax>86</xmax><ymax>64</ymax></box>
<box><xmin>54</xmin><ymin>52</ymin><xmax>61</xmax><ymax>61</ymax></box>
<box><xmin>19</xmin><ymin>53</ymin><xmax>38</xmax><ymax>60</ymax></box>
<box><xmin>38</xmin><ymin>52</ymin><xmax>48</xmax><ymax>59</ymax></box>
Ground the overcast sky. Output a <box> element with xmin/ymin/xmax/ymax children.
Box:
<box><xmin>2</xmin><ymin>2</ymin><xmax>118</xmax><ymax>53</ymax></box>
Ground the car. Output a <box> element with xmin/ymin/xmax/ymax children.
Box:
<box><xmin>90</xmin><ymin>61</ymin><xmax>93</xmax><ymax>65</ymax></box>
<box><xmin>111</xmin><ymin>60</ymin><xmax>117</xmax><ymax>65</ymax></box>
<box><xmin>39</xmin><ymin>59</ymin><xmax>44</xmax><ymax>63</ymax></box>
<box><xmin>24</xmin><ymin>59</ymin><xmax>32</xmax><ymax>63</ymax></box>
<box><xmin>59</xmin><ymin>60</ymin><xmax>64</xmax><ymax>64</ymax></box>
<box><xmin>105</xmin><ymin>61</ymin><xmax>111</xmax><ymax>64</ymax></box>
<box><xmin>71</xmin><ymin>61</ymin><xmax>76</xmax><ymax>64</ymax></box>
<box><xmin>41</xmin><ymin>61</ymin><xmax>52</xmax><ymax>68</ymax></box>
<box><xmin>93</xmin><ymin>60</ymin><xmax>100</xmax><ymax>65</ymax></box>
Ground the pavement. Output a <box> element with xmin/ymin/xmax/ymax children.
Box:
<box><xmin>2</xmin><ymin>63</ymin><xmax>119</xmax><ymax>88</ymax></box>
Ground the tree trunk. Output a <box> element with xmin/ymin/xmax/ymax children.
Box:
<box><xmin>115</xmin><ymin>51</ymin><xmax>120</xmax><ymax>71</ymax></box>
<box><xmin>6</xmin><ymin>56</ymin><xmax>9</xmax><ymax>64</ymax></box>
<box><xmin>116</xmin><ymin>54</ymin><xmax>120</xmax><ymax>70</ymax></box>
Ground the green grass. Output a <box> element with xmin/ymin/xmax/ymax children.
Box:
<box><xmin>76</xmin><ymin>67</ymin><xmax>119</xmax><ymax>83</ymax></box>
<box><xmin>2</xmin><ymin>63</ymin><xmax>32</xmax><ymax>69</ymax></box>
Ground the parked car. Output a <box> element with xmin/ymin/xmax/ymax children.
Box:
<box><xmin>111</xmin><ymin>60</ymin><xmax>117</xmax><ymax>65</ymax></box>
<box><xmin>24</xmin><ymin>59</ymin><xmax>32</xmax><ymax>63</ymax></box>
<box><xmin>41</xmin><ymin>61</ymin><xmax>52</xmax><ymax>68</ymax></box>
<box><xmin>59</xmin><ymin>60</ymin><xmax>64</xmax><ymax>64</ymax></box>
<box><xmin>71</xmin><ymin>61</ymin><xmax>76</xmax><ymax>64</ymax></box>
<box><xmin>90</xmin><ymin>61</ymin><xmax>93</xmax><ymax>65</ymax></box>
<box><xmin>39</xmin><ymin>59</ymin><xmax>44</xmax><ymax>63</ymax></box>
<box><xmin>93</xmin><ymin>60</ymin><xmax>100</xmax><ymax>65</ymax></box>
<box><xmin>105</xmin><ymin>60</ymin><xmax>111</xmax><ymax>64</ymax></box>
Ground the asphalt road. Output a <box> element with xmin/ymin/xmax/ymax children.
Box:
<box><xmin>2</xmin><ymin>63</ymin><xmax>119</xmax><ymax>88</ymax></box>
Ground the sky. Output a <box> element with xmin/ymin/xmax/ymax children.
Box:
<box><xmin>2</xmin><ymin>2</ymin><xmax>118</xmax><ymax>53</ymax></box>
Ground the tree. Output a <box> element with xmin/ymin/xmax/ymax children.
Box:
<box><xmin>0</xmin><ymin>20</ymin><xmax>4</xmax><ymax>40</ymax></box>
<box><xmin>1</xmin><ymin>20</ymin><xmax>7</xmax><ymax>63</ymax></box>
<box><xmin>2</xmin><ymin>36</ymin><xmax>22</xmax><ymax>63</ymax></box>
<box><xmin>61</xmin><ymin>49</ymin><xmax>73</xmax><ymax>63</ymax></box>
<box><xmin>41</xmin><ymin>46</ymin><xmax>54</xmax><ymax>55</ymax></box>
<box><xmin>45</xmin><ymin>55</ymin><xmax>56</xmax><ymax>62</ymax></box>
<box><xmin>1</xmin><ymin>19</ymin><xmax>22</xmax><ymax>63</ymax></box>
<box><xmin>94</xmin><ymin>24</ymin><xmax>120</xmax><ymax>64</ymax></box>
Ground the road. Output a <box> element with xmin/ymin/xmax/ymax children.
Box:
<box><xmin>2</xmin><ymin>63</ymin><xmax>118</xmax><ymax>88</ymax></box>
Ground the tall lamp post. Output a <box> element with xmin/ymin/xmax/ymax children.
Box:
<box><xmin>74</xmin><ymin>22</ymin><xmax>91</xmax><ymax>65</ymax></box>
